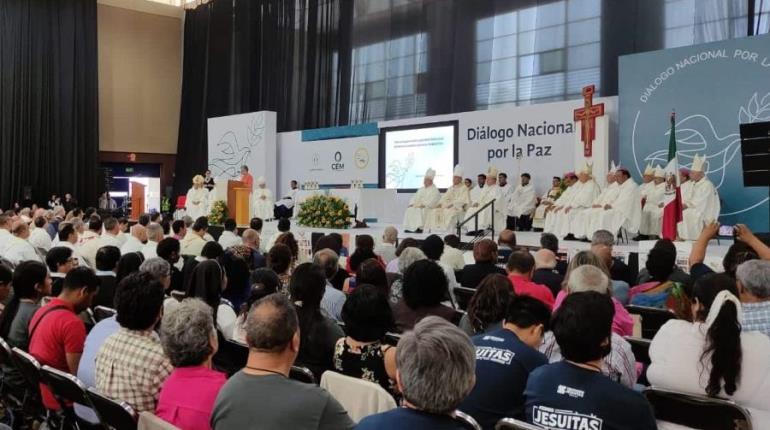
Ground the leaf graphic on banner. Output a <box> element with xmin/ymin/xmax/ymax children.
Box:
<box><xmin>738</xmin><ymin>92</ymin><xmax>770</xmax><ymax>123</ymax></box>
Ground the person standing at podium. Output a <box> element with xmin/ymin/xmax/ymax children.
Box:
<box><xmin>253</xmin><ymin>177</ymin><xmax>274</xmax><ymax>220</ymax></box>
<box><xmin>239</xmin><ymin>165</ymin><xmax>254</xmax><ymax>191</ymax></box>
<box><xmin>185</xmin><ymin>175</ymin><xmax>210</xmax><ymax>220</ymax></box>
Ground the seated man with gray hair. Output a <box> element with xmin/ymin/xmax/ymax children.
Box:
<box><xmin>211</xmin><ymin>293</ymin><xmax>354</xmax><ymax>429</ymax></box>
<box><xmin>314</xmin><ymin>248</ymin><xmax>346</xmax><ymax>321</ymax></box>
<box><xmin>374</xmin><ymin>226</ymin><xmax>398</xmax><ymax>263</ymax></box>
<box><xmin>141</xmin><ymin>222</ymin><xmax>165</xmax><ymax>259</ymax></box>
<box><xmin>737</xmin><ymin>260</ymin><xmax>770</xmax><ymax>337</ymax></box>
<box><xmin>356</xmin><ymin>316</ymin><xmax>476</xmax><ymax>429</ymax></box>
<box><xmin>590</xmin><ymin>229</ymin><xmax>632</xmax><ymax>303</ymax></box>
<box><xmin>531</xmin><ymin>249</ymin><xmax>564</xmax><ymax>298</ymax></box>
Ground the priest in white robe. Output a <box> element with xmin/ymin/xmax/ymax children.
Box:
<box><xmin>403</xmin><ymin>168</ymin><xmax>441</xmax><ymax>233</ymax></box>
<box><xmin>638</xmin><ymin>166</ymin><xmax>666</xmax><ymax>238</ymax></box>
<box><xmin>185</xmin><ymin>175</ymin><xmax>210</xmax><ymax>221</ymax></box>
<box><xmin>678</xmin><ymin>154</ymin><xmax>720</xmax><ymax>240</ymax></box>
<box><xmin>562</xmin><ymin>164</ymin><xmax>601</xmax><ymax>239</ymax></box>
<box><xmin>589</xmin><ymin>167</ymin><xmax>641</xmax><ymax>238</ymax></box>
<box><xmin>274</xmin><ymin>180</ymin><xmax>299</xmax><ymax>219</ymax></box>
<box><xmin>469</xmin><ymin>174</ymin><xmax>485</xmax><ymax>203</ymax></box>
<box><xmin>253</xmin><ymin>176</ymin><xmax>274</xmax><ymax>220</ymax></box>
<box><xmin>679</xmin><ymin>167</ymin><xmax>693</xmax><ymax>203</ymax></box>
<box><xmin>468</xmin><ymin>166</ymin><xmax>506</xmax><ymax>234</ymax></box>
<box><xmin>497</xmin><ymin>172</ymin><xmax>513</xmax><ymax>208</ymax></box>
<box><xmin>425</xmin><ymin>165</ymin><xmax>470</xmax><ymax>232</ymax></box>
<box><xmin>505</xmin><ymin>173</ymin><xmax>537</xmax><ymax>231</ymax></box>
<box><xmin>533</xmin><ymin>175</ymin><xmax>570</xmax><ymax>230</ymax></box>
<box><xmin>638</xmin><ymin>163</ymin><xmax>655</xmax><ymax>201</ymax></box>
<box><xmin>582</xmin><ymin>165</ymin><xmax>619</xmax><ymax>233</ymax></box>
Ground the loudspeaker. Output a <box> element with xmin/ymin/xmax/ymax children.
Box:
<box><xmin>739</xmin><ymin>121</ymin><xmax>770</xmax><ymax>187</ymax></box>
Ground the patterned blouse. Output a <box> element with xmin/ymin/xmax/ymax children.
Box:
<box><xmin>333</xmin><ymin>338</ymin><xmax>397</xmax><ymax>398</ymax></box>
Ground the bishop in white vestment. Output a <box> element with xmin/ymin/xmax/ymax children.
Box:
<box><xmin>639</xmin><ymin>166</ymin><xmax>666</xmax><ymax>237</ymax></box>
<box><xmin>589</xmin><ymin>167</ymin><xmax>641</xmax><ymax>238</ymax></box>
<box><xmin>678</xmin><ymin>154</ymin><xmax>720</xmax><ymax>240</ymax></box>
<box><xmin>533</xmin><ymin>175</ymin><xmax>570</xmax><ymax>230</ymax></box>
<box><xmin>561</xmin><ymin>165</ymin><xmax>601</xmax><ymax>239</ymax></box>
<box><xmin>185</xmin><ymin>175</ymin><xmax>210</xmax><ymax>221</ymax></box>
<box><xmin>425</xmin><ymin>165</ymin><xmax>470</xmax><ymax>232</ymax></box>
<box><xmin>505</xmin><ymin>173</ymin><xmax>537</xmax><ymax>231</ymax></box>
<box><xmin>253</xmin><ymin>176</ymin><xmax>274</xmax><ymax>220</ymax></box>
<box><xmin>468</xmin><ymin>166</ymin><xmax>506</xmax><ymax>233</ymax></box>
<box><xmin>403</xmin><ymin>168</ymin><xmax>441</xmax><ymax>232</ymax></box>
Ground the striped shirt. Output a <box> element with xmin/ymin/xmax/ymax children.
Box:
<box><xmin>321</xmin><ymin>282</ymin><xmax>346</xmax><ymax>321</ymax></box>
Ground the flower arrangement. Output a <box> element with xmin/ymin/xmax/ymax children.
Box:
<box><xmin>208</xmin><ymin>200</ymin><xmax>228</xmax><ymax>225</ymax></box>
<box><xmin>297</xmin><ymin>195</ymin><xmax>351</xmax><ymax>229</ymax></box>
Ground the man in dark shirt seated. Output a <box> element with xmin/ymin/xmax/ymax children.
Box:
<box><xmin>210</xmin><ymin>294</ymin><xmax>354</xmax><ymax>429</ymax></box>
<box><xmin>157</xmin><ymin>237</ymin><xmax>185</xmax><ymax>293</ymax></box>
<box><xmin>461</xmin><ymin>239</ymin><xmax>506</xmax><ymax>289</ymax></box>
<box><xmin>531</xmin><ymin>249</ymin><xmax>564</xmax><ymax>298</ymax></box>
<box><xmin>497</xmin><ymin>230</ymin><xmax>517</xmax><ymax>265</ymax></box>
<box><xmin>539</xmin><ymin>233</ymin><xmax>567</xmax><ymax>276</ymax></box>
<box><xmin>93</xmin><ymin>246</ymin><xmax>120</xmax><ymax>308</ymax></box>
<box><xmin>459</xmin><ymin>296</ymin><xmax>551</xmax><ymax>429</ymax></box>
<box><xmin>357</xmin><ymin>317</ymin><xmax>476</xmax><ymax>429</ymax></box>
<box><xmin>524</xmin><ymin>292</ymin><xmax>657</xmax><ymax>430</ymax></box>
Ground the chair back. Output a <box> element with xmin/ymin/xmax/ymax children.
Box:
<box><xmin>137</xmin><ymin>412</ymin><xmax>181</xmax><ymax>430</ymax></box>
<box><xmin>454</xmin><ymin>410</ymin><xmax>482</xmax><ymax>430</ymax></box>
<box><xmin>453</xmin><ymin>286</ymin><xmax>476</xmax><ymax>311</ymax></box>
<box><xmin>39</xmin><ymin>365</ymin><xmax>93</xmax><ymax>410</ymax></box>
<box><xmin>213</xmin><ymin>335</ymin><xmax>249</xmax><ymax>377</ymax></box>
<box><xmin>93</xmin><ymin>306</ymin><xmax>117</xmax><ymax>322</ymax></box>
<box><xmin>643</xmin><ymin>387</ymin><xmax>753</xmax><ymax>430</ymax></box>
<box><xmin>319</xmin><ymin>371</ymin><xmax>396</xmax><ymax>423</ymax></box>
<box><xmin>289</xmin><ymin>365</ymin><xmax>316</xmax><ymax>384</ymax></box>
<box><xmin>0</xmin><ymin>337</ymin><xmax>14</xmax><ymax>366</ymax></box>
<box><xmin>495</xmin><ymin>417</ymin><xmax>544</xmax><ymax>430</ymax></box>
<box><xmin>10</xmin><ymin>348</ymin><xmax>42</xmax><ymax>389</ymax></box>
<box><xmin>87</xmin><ymin>388</ymin><xmax>138</xmax><ymax>430</ymax></box>
<box><xmin>624</xmin><ymin>336</ymin><xmax>651</xmax><ymax>366</ymax></box>
<box><xmin>625</xmin><ymin>305</ymin><xmax>676</xmax><ymax>339</ymax></box>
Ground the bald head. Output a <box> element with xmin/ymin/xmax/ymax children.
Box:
<box><xmin>534</xmin><ymin>249</ymin><xmax>557</xmax><ymax>270</ymax></box>
<box><xmin>383</xmin><ymin>226</ymin><xmax>398</xmax><ymax>244</ymax></box>
<box><xmin>242</xmin><ymin>228</ymin><xmax>260</xmax><ymax>250</ymax></box>
<box><xmin>131</xmin><ymin>224</ymin><xmax>148</xmax><ymax>243</ymax></box>
<box><xmin>11</xmin><ymin>221</ymin><xmax>30</xmax><ymax>239</ymax></box>
<box><xmin>473</xmin><ymin>239</ymin><xmax>498</xmax><ymax>264</ymax></box>
<box><xmin>498</xmin><ymin>229</ymin><xmax>516</xmax><ymax>248</ymax></box>
<box><xmin>245</xmin><ymin>294</ymin><xmax>299</xmax><ymax>354</ymax></box>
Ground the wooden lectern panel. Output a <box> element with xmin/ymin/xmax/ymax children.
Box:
<box><xmin>130</xmin><ymin>182</ymin><xmax>146</xmax><ymax>220</ymax></box>
<box><xmin>227</xmin><ymin>180</ymin><xmax>251</xmax><ymax>225</ymax></box>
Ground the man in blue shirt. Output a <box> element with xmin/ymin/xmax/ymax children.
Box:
<box><xmin>459</xmin><ymin>296</ymin><xmax>551</xmax><ymax>429</ymax></box>
<box><xmin>524</xmin><ymin>292</ymin><xmax>656</xmax><ymax>430</ymax></box>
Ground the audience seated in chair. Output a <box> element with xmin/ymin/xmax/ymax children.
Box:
<box><xmin>648</xmin><ymin>272</ymin><xmax>770</xmax><ymax>428</ymax></box>
<box><xmin>687</xmin><ymin>222</ymin><xmax>769</xmax><ymax>283</ymax></box>
<box><xmin>232</xmin><ymin>268</ymin><xmax>281</xmax><ymax>344</ymax></box>
<box><xmin>393</xmin><ymin>260</ymin><xmax>459</xmax><ymax>332</ymax></box>
<box><xmin>186</xmin><ymin>259</ymin><xmax>238</xmax><ymax>339</ymax></box>
<box><xmin>634</xmin><ymin>239</ymin><xmax>691</xmax><ymax>286</ymax></box>
<box><xmin>506</xmin><ymin>251</ymin><xmax>555</xmax><ymax>310</ymax></box>
<box><xmin>737</xmin><ymin>260</ymin><xmax>770</xmax><ymax>337</ymax></box>
<box><xmin>525</xmin><ymin>292</ymin><xmax>657</xmax><ymax>430</ymax></box>
<box><xmin>356</xmin><ymin>317</ymin><xmax>475</xmax><ymax>430</ymax></box>
<box><xmin>388</xmin><ymin>247</ymin><xmax>426</xmax><ymax>305</ymax></box>
<box><xmin>314</xmin><ymin>248</ymin><xmax>347</xmax><ymax>321</ymax></box>
<box><xmin>344</xmin><ymin>257</ymin><xmax>389</xmax><ymax>295</ymax></box>
<box><xmin>460</xmin><ymin>239</ymin><xmax>506</xmax><ymax>290</ymax></box>
<box><xmin>531</xmin><ymin>249</ymin><xmax>564</xmax><ymax>298</ymax></box>
<box><xmin>384</xmin><ymin>237</ymin><xmax>419</xmax><ymax>274</ymax></box>
<box><xmin>210</xmin><ymin>293</ymin><xmax>354</xmax><ymax>429</ymax></box>
<box><xmin>93</xmin><ymin>245</ymin><xmax>121</xmax><ymax>309</ymax></box>
<box><xmin>458</xmin><ymin>274</ymin><xmax>513</xmax><ymax>336</ymax></box>
<box><xmin>629</xmin><ymin>245</ymin><xmax>692</xmax><ymax>319</ymax></box>
<box><xmin>157</xmin><ymin>298</ymin><xmax>226</xmax><ymax>430</ymax></box>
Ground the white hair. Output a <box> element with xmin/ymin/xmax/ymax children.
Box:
<box><xmin>398</xmin><ymin>247</ymin><xmax>426</xmax><ymax>274</ymax></box>
<box><xmin>567</xmin><ymin>265</ymin><xmax>610</xmax><ymax>295</ymax></box>
<box><xmin>737</xmin><ymin>260</ymin><xmax>770</xmax><ymax>299</ymax></box>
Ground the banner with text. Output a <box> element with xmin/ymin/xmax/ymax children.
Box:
<box><xmin>619</xmin><ymin>34</ymin><xmax>770</xmax><ymax>231</ymax></box>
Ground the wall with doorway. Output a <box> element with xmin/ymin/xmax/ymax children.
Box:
<box><xmin>99</xmin><ymin>152</ymin><xmax>177</xmax><ymax>198</ymax></box>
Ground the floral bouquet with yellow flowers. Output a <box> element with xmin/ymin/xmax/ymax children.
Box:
<box><xmin>208</xmin><ymin>200</ymin><xmax>228</xmax><ymax>225</ymax></box>
<box><xmin>297</xmin><ymin>195</ymin><xmax>351</xmax><ymax>229</ymax></box>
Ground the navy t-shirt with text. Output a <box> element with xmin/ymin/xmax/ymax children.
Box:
<box><xmin>458</xmin><ymin>328</ymin><xmax>548</xmax><ymax>429</ymax></box>
<box><xmin>524</xmin><ymin>361</ymin><xmax>656</xmax><ymax>430</ymax></box>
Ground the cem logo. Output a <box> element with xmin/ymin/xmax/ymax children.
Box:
<box><xmin>331</xmin><ymin>151</ymin><xmax>345</xmax><ymax>171</ymax></box>
<box><xmin>354</xmin><ymin>147</ymin><xmax>369</xmax><ymax>169</ymax></box>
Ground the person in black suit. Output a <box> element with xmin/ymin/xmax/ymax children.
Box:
<box><xmin>157</xmin><ymin>237</ymin><xmax>184</xmax><ymax>293</ymax></box>
<box><xmin>93</xmin><ymin>245</ymin><xmax>121</xmax><ymax>308</ymax></box>
<box><xmin>460</xmin><ymin>239</ymin><xmax>506</xmax><ymax>289</ymax></box>
<box><xmin>531</xmin><ymin>249</ymin><xmax>565</xmax><ymax>297</ymax></box>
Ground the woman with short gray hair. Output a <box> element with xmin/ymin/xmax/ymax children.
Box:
<box><xmin>157</xmin><ymin>298</ymin><xmax>226</xmax><ymax>430</ymax></box>
<box><xmin>388</xmin><ymin>247</ymin><xmax>427</xmax><ymax>304</ymax></box>
<box><xmin>356</xmin><ymin>316</ymin><xmax>476</xmax><ymax>428</ymax></box>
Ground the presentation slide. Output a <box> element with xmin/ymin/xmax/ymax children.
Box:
<box><xmin>381</xmin><ymin>122</ymin><xmax>457</xmax><ymax>189</ymax></box>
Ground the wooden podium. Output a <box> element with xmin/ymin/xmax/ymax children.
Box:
<box><xmin>227</xmin><ymin>180</ymin><xmax>251</xmax><ymax>225</ymax></box>
<box><xmin>130</xmin><ymin>182</ymin><xmax>145</xmax><ymax>220</ymax></box>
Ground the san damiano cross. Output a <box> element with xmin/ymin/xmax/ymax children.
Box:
<box><xmin>573</xmin><ymin>85</ymin><xmax>605</xmax><ymax>157</ymax></box>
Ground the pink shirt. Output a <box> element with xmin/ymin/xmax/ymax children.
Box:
<box><xmin>554</xmin><ymin>290</ymin><xmax>634</xmax><ymax>337</ymax></box>
<box><xmin>156</xmin><ymin>366</ymin><xmax>226</xmax><ymax>430</ymax></box>
<box><xmin>508</xmin><ymin>274</ymin><xmax>555</xmax><ymax>310</ymax></box>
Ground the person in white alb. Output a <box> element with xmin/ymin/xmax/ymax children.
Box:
<box><xmin>497</xmin><ymin>172</ymin><xmax>513</xmax><ymax>207</ymax></box>
<box><xmin>505</xmin><ymin>173</ymin><xmax>537</xmax><ymax>231</ymax></box>
<box><xmin>274</xmin><ymin>180</ymin><xmax>299</xmax><ymax>219</ymax></box>
<box><xmin>542</xmin><ymin>175</ymin><xmax>577</xmax><ymax>234</ymax></box>
<box><xmin>185</xmin><ymin>175</ymin><xmax>210</xmax><ymax>221</ymax></box>
<box><xmin>678</xmin><ymin>154</ymin><xmax>720</xmax><ymax>241</ymax></box>
<box><xmin>588</xmin><ymin>167</ymin><xmax>641</xmax><ymax>239</ymax></box>
<box><xmin>678</xmin><ymin>167</ymin><xmax>693</xmax><ymax>202</ymax></box>
<box><xmin>638</xmin><ymin>165</ymin><xmax>667</xmax><ymax>239</ymax></box>
<box><xmin>467</xmin><ymin>166</ymin><xmax>506</xmax><ymax>235</ymax></box>
<box><xmin>582</xmin><ymin>164</ymin><xmax>620</xmax><ymax>235</ymax></box>
<box><xmin>2</xmin><ymin>222</ymin><xmax>41</xmax><ymax>264</ymax></box>
<box><xmin>638</xmin><ymin>163</ymin><xmax>655</xmax><ymax>200</ymax></box>
<box><xmin>545</xmin><ymin>163</ymin><xmax>600</xmax><ymax>239</ymax></box>
<box><xmin>29</xmin><ymin>216</ymin><xmax>53</xmax><ymax>251</ymax></box>
<box><xmin>532</xmin><ymin>175</ymin><xmax>569</xmax><ymax>231</ymax></box>
<box><xmin>253</xmin><ymin>176</ymin><xmax>274</xmax><ymax>220</ymax></box>
<box><xmin>425</xmin><ymin>165</ymin><xmax>470</xmax><ymax>232</ymax></box>
<box><xmin>403</xmin><ymin>168</ymin><xmax>441</xmax><ymax>233</ymax></box>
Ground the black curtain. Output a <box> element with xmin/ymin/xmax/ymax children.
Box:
<box><xmin>0</xmin><ymin>0</ymin><xmax>99</xmax><ymax>208</ymax></box>
<box><xmin>174</xmin><ymin>0</ymin><xmax>353</xmax><ymax>195</ymax></box>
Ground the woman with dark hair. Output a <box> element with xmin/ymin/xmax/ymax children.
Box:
<box><xmin>385</xmin><ymin>237</ymin><xmax>419</xmax><ymax>274</ymax></box>
<box><xmin>393</xmin><ymin>260</ymin><xmax>458</xmax><ymax>332</ymax></box>
<box><xmin>459</xmin><ymin>274</ymin><xmax>514</xmax><ymax>336</ymax></box>
<box><xmin>231</xmin><ymin>269</ymin><xmax>281</xmax><ymax>344</ymax></box>
<box><xmin>635</xmin><ymin>239</ymin><xmax>691</xmax><ymax>285</ymax></box>
<box><xmin>343</xmin><ymin>258</ymin><xmax>388</xmax><ymax>295</ymax></box>
<box><xmin>275</xmin><ymin>232</ymin><xmax>301</xmax><ymax>266</ymax></box>
<box><xmin>333</xmin><ymin>284</ymin><xmax>398</xmax><ymax>397</ymax></box>
<box><xmin>186</xmin><ymin>260</ymin><xmax>237</xmax><ymax>339</ymax></box>
<box><xmin>629</xmin><ymin>245</ymin><xmax>692</xmax><ymax>318</ymax></box>
<box><xmin>267</xmin><ymin>243</ymin><xmax>293</xmax><ymax>290</ymax></box>
<box><xmin>345</xmin><ymin>235</ymin><xmax>385</xmax><ymax>275</ymax></box>
<box><xmin>220</xmin><ymin>250</ymin><xmax>251</xmax><ymax>311</ymax></box>
<box><xmin>289</xmin><ymin>263</ymin><xmax>344</xmax><ymax>379</ymax></box>
<box><xmin>116</xmin><ymin>252</ymin><xmax>145</xmax><ymax>284</ymax></box>
<box><xmin>181</xmin><ymin>241</ymin><xmax>224</xmax><ymax>293</ymax></box>
<box><xmin>649</xmin><ymin>273</ymin><xmax>770</xmax><ymax>427</ymax></box>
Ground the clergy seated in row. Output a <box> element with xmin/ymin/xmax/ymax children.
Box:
<box><xmin>253</xmin><ymin>176</ymin><xmax>274</xmax><ymax>220</ymax></box>
<box><xmin>543</xmin><ymin>163</ymin><xmax>600</xmax><ymax>240</ymax></box>
<box><xmin>505</xmin><ymin>173</ymin><xmax>537</xmax><ymax>231</ymax></box>
<box><xmin>638</xmin><ymin>166</ymin><xmax>667</xmax><ymax>239</ymax></box>
<box><xmin>185</xmin><ymin>175</ymin><xmax>210</xmax><ymax>221</ymax></box>
<box><xmin>678</xmin><ymin>154</ymin><xmax>720</xmax><ymax>241</ymax></box>
<box><xmin>532</xmin><ymin>175</ymin><xmax>570</xmax><ymax>231</ymax></box>
<box><xmin>467</xmin><ymin>166</ymin><xmax>506</xmax><ymax>235</ymax></box>
<box><xmin>424</xmin><ymin>165</ymin><xmax>470</xmax><ymax>233</ymax></box>
<box><xmin>274</xmin><ymin>180</ymin><xmax>298</xmax><ymax>219</ymax></box>
<box><xmin>586</xmin><ymin>167</ymin><xmax>641</xmax><ymax>241</ymax></box>
<box><xmin>402</xmin><ymin>168</ymin><xmax>440</xmax><ymax>233</ymax></box>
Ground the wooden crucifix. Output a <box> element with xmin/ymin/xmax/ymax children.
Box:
<box><xmin>573</xmin><ymin>85</ymin><xmax>605</xmax><ymax>157</ymax></box>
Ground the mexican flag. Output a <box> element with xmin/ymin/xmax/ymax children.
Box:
<box><xmin>661</xmin><ymin>112</ymin><xmax>683</xmax><ymax>240</ymax></box>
